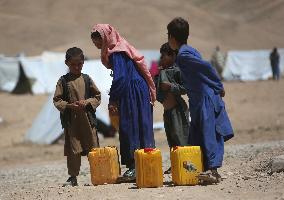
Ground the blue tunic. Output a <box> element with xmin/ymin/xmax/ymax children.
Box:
<box><xmin>176</xmin><ymin>44</ymin><xmax>234</xmax><ymax>170</ymax></box>
<box><xmin>109</xmin><ymin>52</ymin><xmax>155</xmax><ymax>167</ymax></box>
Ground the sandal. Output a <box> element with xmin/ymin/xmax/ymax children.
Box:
<box><xmin>62</xmin><ymin>176</ymin><xmax>78</xmax><ymax>187</ymax></box>
<box><xmin>116</xmin><ymin>169</ymin><xmax>136</xmax><ymax>183</ymax></box>
<box><xmin>197</xmin><ymin>170</ymin><xmax>221</xmax><ymax>184</ymax></box>
<box><xmin>164</xmin><ymin>167</ymin><xmax>171</xmax><ymax>174</ymax></box>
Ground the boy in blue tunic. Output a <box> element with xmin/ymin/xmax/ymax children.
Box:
<box><xmin>155</xmin><ymin>42</ymin><xmax>189</xmax><ymax>174</ymax></box>
<box><xmin>167</xmin><ymin>17</ymin><xmax>234</xmax><ymax>183</ymax></box>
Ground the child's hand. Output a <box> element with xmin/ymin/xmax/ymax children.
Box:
<box><xmin>67</xmin><ymin>103</ymin><xmax>81</xmax><ymax>112</ymax></box>
<box><xmin>158</xmin><ymin>65</ymin><xmax>164</xmax><ymax>70</ymax></box>
<box><xmin>108</xmin><ymin>102</ymin><xmax>119</xmax><ymax>115</ymax></box>
<box><xmin>220</xmin><ymin>89</ymin><xmax>225</xmax><ymax>97</ymax></box>
<box><xmin>160</xmin><ymin>82</ymin><xmax>172</xmax><ymax>91</ymax></box>
<box><xmin>76</xmin><ymin>100</ymin><xmax>87</xmax><ymax>109</ymax></box>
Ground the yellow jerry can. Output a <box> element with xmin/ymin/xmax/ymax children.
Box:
<box><xmin>109</xmin><ymin>112</ymin><xmax>119</xmax><ymax>130</ymax></box>
<box><xmin>88</xmin><ymin>146</ymin><xmax>121</xmax><ymax>185</ymax></box>
<box><xmin>171</xmin><ymin>146</ymin><xmax>204</xmax><ymax>185</ymax></box>
<box><xmin>135</xmin><ymin>148</ymin><xmax>163</xmax><ymax>188</ymax></box>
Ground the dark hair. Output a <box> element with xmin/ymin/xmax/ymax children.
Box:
<box><xmin>273</xmin><ymin>47</ymin><xmax>278</xmax><ymax>52</ymax></box>
<box><xmin>65</xmin><ymin>47</ymin><xmax>84</xmax><ymax>61</ymax></box>
<box><xmin>167</xmin><ymin>17</ymin><xmax>189</xmax><ymax>44</ymax></box>
<box><xmin>91</xmin><ymin>31</ymin><xmax>102</xmax><ymax>39</ymax></box>
<box><xmin>160</xmin><ymin>42</ymin><xmax>177</xmax><ymax>56</ymax></box>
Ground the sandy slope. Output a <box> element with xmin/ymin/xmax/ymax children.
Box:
<box><xmin>0</xmin><ymin>0</ymin><xmax>284</xmax><ymax>58</ymax></box>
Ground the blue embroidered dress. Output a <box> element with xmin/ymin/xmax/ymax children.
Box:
<box><xmin>109</xmin><ymin>52</ymin><xmax>155</xmax><ymax>167</ymax></box>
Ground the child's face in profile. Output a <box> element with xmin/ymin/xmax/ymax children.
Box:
<box><xmin>65</xmin><ymin>56</ymin><xmax>84</xmax><ymax>75</ymax></box>
<box><xmin>160</xmin><ymin>52</ymin><xmax>175</xmax><ymax>69</ymax></box>
<box><xmin>92</xmin><ymin>37</ymin><xmax>103</xmax><ymax>49</ymax></box>
<box><xmin>168</xmin><ymin>34</ymin><xmax>178</xmax><ymax>50</ymax></box>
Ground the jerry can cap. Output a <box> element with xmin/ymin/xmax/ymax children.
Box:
<box><xmin>173</xmin><ymin>146</ymin><xmax>179</xmax><ymax>151</ymax></box>
<box><xmin>144</xmin><ymin>148</ymin><xmax>155</xmax><ymax>153</ymax></box>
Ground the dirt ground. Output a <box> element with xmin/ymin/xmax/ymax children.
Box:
<box><xmin>1</xmin><ymin>0</ymin><xmax>284</xmax><ymax>199</ymax></box>
<box><xmin>0</xmin><ymin>80</ymin><xmax>284</xmax><ymax>200</ymax></box>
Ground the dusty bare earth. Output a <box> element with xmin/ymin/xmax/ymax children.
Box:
<box><xmin>1</xmin><ymin>0</ymin><xmax>284</xmax><ymax>199</ymax></box>
<box><xmin>0</xmin><ymin>80</ymin><xmax>284</xmax><ymax>200</ymax></box>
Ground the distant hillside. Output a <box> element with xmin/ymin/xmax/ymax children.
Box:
<box><xmin>0</xmin><ymin>0</ymin><xmax>283</xmax><ymax>59</ymax></box>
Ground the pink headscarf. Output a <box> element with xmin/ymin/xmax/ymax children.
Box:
<box><xmin>91</xmin><ymin>24</ymin><xmax>156</xmax><ymax>103</ymax></box>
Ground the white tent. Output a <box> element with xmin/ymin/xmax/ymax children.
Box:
<box><xmin>0</xmin><ymin>50</ymin><xmax>160</xmax><ymax>94</ymax></box>
<box><xmin>24</xmin><ymin>94</ymin><xmax>63</xmax><ymax>144</ymax></box>
<box><xmin>223</xmin><ymin>49</ymin><xmax>284</xmax><ymax>81</ymax></box>
<box><xmin>23</xmin><ymin>50</ymin><xmax>163</xmax><ymax>144</ymax></box>
<box><xmin>24</xmin><ymin>60</ymin><xmax>113</xmax><ymax>144</ymax></box>
<box><xmin>0</xmin><ymin>56</ymin><xmax>20</xmax><ymax>92</ymax></box>
<box><xmin>0</xmin><ymin>52</ymin><xmax>67</xmax><ymax>94</ymax></box>
<box><xmin>139</xmin><ymin>50</ymin><xmax>160</xmax><ymax>67</ymax></box>
<box><xmin>20</xmin><ymin>52</ymin><xmax>67</xmax><ymax>94</ymax></box>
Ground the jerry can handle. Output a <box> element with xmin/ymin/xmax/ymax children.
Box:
<box><xmin>107</xmin><ymin>145</ymin><xmax>117</xmax><ymax>148</ymax></box>
<box><xmin>114</xmin><ymin>147</ymin><xmax>121</xmax><ymax>175</ymax></box>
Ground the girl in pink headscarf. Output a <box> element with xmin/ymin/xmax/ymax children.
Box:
<box><xmin>91</xmin><ymin>24</ymin><xmax>156</xmax><ymax>181</ymax></box>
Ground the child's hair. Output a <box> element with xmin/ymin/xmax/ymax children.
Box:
<box><xmin>65</xmin><ymin>47</ymin><xmax>84</xmax><ymax>61</ymax></box>
<box><xmin>167</xmin><ymin>17</ymin><xmax>189</xmax><ymax>44</ymax></box>
<box><xmin>91</xmin><ymin>31</ymin><xmax>102</xmax><ymax>39</ymax></box>
<box><xmin>160</xmin><ymin>42</ymin><xmax>178</xmax><ymax>56</ymax></box>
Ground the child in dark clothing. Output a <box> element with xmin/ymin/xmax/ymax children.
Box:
<box><xmin>53</xmin><ymin>47</ymin><xmax>101</xmax><ymax>186</ymax></box>
<box><xmin>155</xmin><ymin>42</ymin><xmax>189</xmax><ymax>174</ymax></box>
